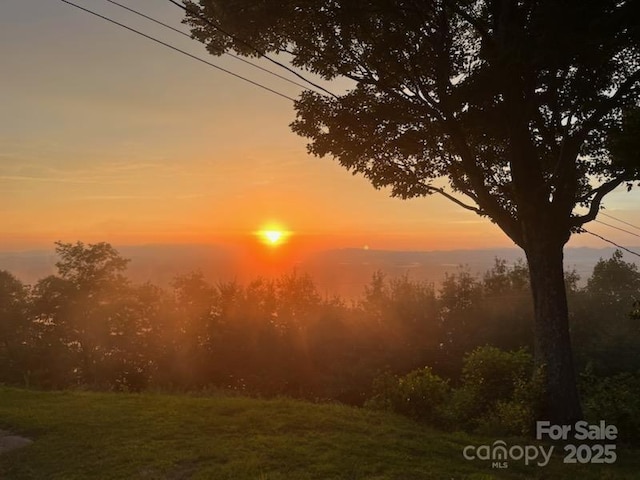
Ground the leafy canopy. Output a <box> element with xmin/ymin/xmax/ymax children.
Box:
<box><xmin>186</xmin><ymin>0</ymin><xmax>640</xmax><ymax>247</ymax></box>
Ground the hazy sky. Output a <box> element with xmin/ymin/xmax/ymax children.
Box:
<box><xmin>2</xmin><ymin>0</ymin><xmax>640</xmax><ymax>253</ymax></box>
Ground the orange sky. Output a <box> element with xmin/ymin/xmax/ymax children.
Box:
<box><xmin>2</xmin><ymin>0</ymin><xmax>640</xmax><ymax>254</ymax></box>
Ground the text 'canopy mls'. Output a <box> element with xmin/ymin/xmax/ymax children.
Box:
<box><xmin>183</xmin><ymin>0</ymin><xmax>640</xmax><ymax>424</ymax></box>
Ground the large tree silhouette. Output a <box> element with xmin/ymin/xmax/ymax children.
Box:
<box><xmin>184</xmin><ymin>0</ymin><xmax>640</xmax><ymax>422</ymax></box>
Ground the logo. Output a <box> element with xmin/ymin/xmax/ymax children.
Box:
<box><xmin>462</xmin><ymin>421</ymin><xmax>618</xmax><ymax>468</ymax></box>
<box><xmin>463</xmin><ymin>440</ymin><xmax>553</xmax><ymax>468</ymax></box>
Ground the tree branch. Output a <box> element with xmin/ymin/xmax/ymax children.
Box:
<box><xmin>572</xmin><ymin>68</ymin><xmax>640</xmax><ymax>143</ymax></box>
<box><xmin>571</xmin><ymin>176</ymin><xmax>630</xmax><ymax>227</ymax></box>
<box><xmin>442</xmin><ymin>0</ymin><xmax>492</xmax><ymax>44</ymax></box>
<box><xmin>417</xmin><ymin>182</ymin><xmax>483</xmax><ymax>213</ymax></box>
<box><xmin>443</xmin><ymin>120</ymin><xmax>523</xmax><ymax>245</ymax></box>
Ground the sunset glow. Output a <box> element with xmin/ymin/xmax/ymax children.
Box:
<box><xmin>257</xmin><ymin>226</ymin><xmax>290</xmax><ymax>247</ymax></box>
<box><xmin>1</xmin><ymin>1</ymin><xmax>639</xmax><ymax>254</ymax></box>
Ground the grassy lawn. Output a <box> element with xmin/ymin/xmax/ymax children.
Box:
<box><xmin>0</xmin><ymin>387</ymin><xmax>637</xmax><ymax>479</ymax></box>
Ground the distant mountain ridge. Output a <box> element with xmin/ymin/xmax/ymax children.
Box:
<box><xmin>303</xmin><ymin>246</ymin><xmax>639</xmax><ymax>297</ymax></box>
<box><xmin>1</xmin><ymin>244</ymin><xmax>638</xmax><ymax>298</ymax></box>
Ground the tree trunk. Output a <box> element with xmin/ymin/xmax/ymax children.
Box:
<box><xmin>524</xmin><ymin>238</ymin><xmax>583</xmax><ymax>424</ymax></box>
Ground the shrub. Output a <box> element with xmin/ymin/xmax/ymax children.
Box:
<box><xmin>366</xmin><ymin>346</ymin><xmax>546</xmax><ymax>436</ymax></box>
<box><xmin>460</xmin><ymin>346</ymin><xmax>532</xmax><ymax>405</ymax></box>
<box><xmin>475</xmin><ymin>365</ymin><xmax>545</xmax><ymax>436</ymax></box>
<box><xmin>441</xmin><ymin>346</ymin><xmax>543</xmax><ymax>435</ymax></box>
<box><xmin>580</xmin><ymin>366</ymin><xmax>640</xmax><ymax>443</ymax></box>
<box><xmin>366</xmin><ymin>367</ymin><xmax>449</xmax><ymax>424</ymax></box>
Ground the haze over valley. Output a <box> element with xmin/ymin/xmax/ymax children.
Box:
<box><xmin>2</xmin><ymin>244</ymin><xmax>637</xmax><ymax>299</ymax></box>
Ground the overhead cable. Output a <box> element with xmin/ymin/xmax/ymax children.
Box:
<box><xmin>594</xmin><ymin>219</ymin><xmax>640</xmax><ymax>239</ymax></box>
<box><xmin>103</xmin><ymin>0</ymin><xmax>314</xmax><ymax>92</ymax></box>
<box><xmin>167</xmin><ymin>0</ymin><xmax>339</xmax><ymax>99</ymax></box>
<box><xmin>59</xmin><ymin>0</ymin><xmax>296</xmax><ymax>102</ymax></box>
<box><xmin>600</xmin><ymin>212</ymin><xmax>640</xmax><ymax>231</ymax></box>
<box><xmin>580</xmin><ymin>228</ymin><xmax>640</xmax><ymax>259</ymax></box>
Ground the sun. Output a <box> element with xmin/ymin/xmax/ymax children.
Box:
<box><xmin>256</xmin><ymin>224</ymin><xmax>290</xmax><ymax>247</ymax></box>
<box><xmin>263</xmin><ymin>230</ymin><xmax>283</xmax><ymax>245</ymax></box>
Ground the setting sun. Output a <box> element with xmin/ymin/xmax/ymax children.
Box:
<box><xmin>256</xmin><ymin>225</ymin><xmax>291</xmax><ymax>247</ymax></box>
<box><xmin>263</xmin><ymin>230</ymin><xmax>283</xmax><ymax>244</ymax></box>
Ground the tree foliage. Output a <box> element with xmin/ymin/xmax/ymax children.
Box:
<box><xmin>1</xmin><ymin>242</ymin><xmax>637</xmax><ymax>406</ymax></box>
<box><xmin>0</xmin><ymin>271</ymin><xmax>30</xmax><ymax>384</ymax></box>
<box><xmin>185</xmin><ymin>0</ymin><xmax>640</xmax><ymax>242</ymax></box>
<box><xmin>572</xmin><ymin>250</ymin><xmax>640</xmax><ymax>374</ymax></box>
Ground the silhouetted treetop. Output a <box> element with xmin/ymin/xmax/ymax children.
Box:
<box><xmin>185</xmin><ymin>0</ymin><xmax>640</xmax><ymax>245</ymax></box>
<box><xmin>54</xmin><ymin>241</ymin><xmax>130</xmax><ymax>291</ymax></box>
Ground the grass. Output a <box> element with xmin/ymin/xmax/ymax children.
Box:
<box><xmin>0</xmin><ymin>387</ymin><xmax>638</xmax><ymax>479</ymax></box>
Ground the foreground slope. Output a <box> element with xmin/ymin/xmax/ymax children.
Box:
<box><xmin>0</xmin><ymin>387</ymin><xmax>637</xmax><ymax>479</ymax></box>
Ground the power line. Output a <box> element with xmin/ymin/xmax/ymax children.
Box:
<box><xmin>104</xmin><ymin>0</ymin><xmax>189</xmax><ymax>37</ymax></box>
<box><xmin>58</xmin><ymin>0</ymin><xmax>296</xmax><ymax>102</ymax></box>
<box><xmin>594</xmin><ymin>219</ymin><xmax>640</xmax><ymax>239</ymax></box>
<box><xmin>167</xmin><ymin>0</ymin><xmax>339</xmax><ymax>99</ymax></box>
<box><xmin>600</xmin><ymin>212</ymin><xmax>640</xmax><ymax>231</ymax></box>
<box><xmin>102</xmin><ymin>0</ymin><xmax>314</xmax><ymax>92</ymax></box>
<box><xmin>580</xmin><ymin>228</ymin><xmax>640</xmax><ymax>259</ymax></box>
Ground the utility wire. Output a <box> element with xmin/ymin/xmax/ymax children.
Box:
<box><xmin>167</xmin><ymin>0</ymin><xmax>339</xmax><ymax>99</ymax></box>
<box><xmin>594</xmin><ymin>219</ymin><xmax>640</xmax><ymax>239</ymax></box>
<box><xmin>580</xmin><ymin>228</ymin><xmax>640</xmax><ymax>259</ymax></box>
<box><xmin>102</xmin><ymin>0</ymin><xmax>313</xmax><ymax>92</ymax></box>
<box><xmin>600</xmin><ymin>212</ymin><xmax>640</xmax><ymax>231</ymax></box>
<box><xmin>58</xmin><ymin>0</ymin><xmax>296</xmax><ymax>102</ymax></box>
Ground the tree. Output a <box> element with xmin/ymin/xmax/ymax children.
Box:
<box><xmin>184</xmin><ymin>0</ymin><xmax>640</xmax><ymax>423</ymax></box>
<box><xmin>0</xmin><ymin>271</ymin><xmax>30</xmax><ymax>384</ymax></box>
<box><xmin>55</xmin><ymin>241</ymin><xmax>129</xmax><ymax>292</ymax></box>
<box><xmin>586</xmin><ymin>250</ymin><xmax>640</xmax><ymax>304</ymax></box>
<box><xmin>478</xmin><ymin>260</ymin><xmax>533</xmax><ymax>352</ymax></box>
<box><xmin>53</xmin><ymin>241</ymin><xmax>131</xmax><ymax>386</ymax></box>
<box><xmin>170</xmin><ymin>271</ymin><xmax>219</xmax><ymax>387</ymax></box>
<box><xmin>437</xmin><ymin>268</ymin><xmax>484</xmax><ymax>372</ymax></box>
<box><xmin>29</xmin><ymin>274</ymin><xmax>78</xmax><ymax>387</ymax></box>
<box><xmin>360</xmin><ymin>272</ymin><xmax>440</xmax><ymax>371</ymax></box>
<box><xmin>572</xmin><ymin>250</ymin><xmax>640</xmax><ymax>373</ymax></box>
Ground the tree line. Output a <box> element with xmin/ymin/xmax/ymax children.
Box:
<box><xmin>182</xmin><ymin>0</ymin><xmax>640</xmax><ymax>424</ymax></box>
<box><xmin>0</xmin><ymin>242</ymin><xmax>639</xmax><ymax>406</ymax></box>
